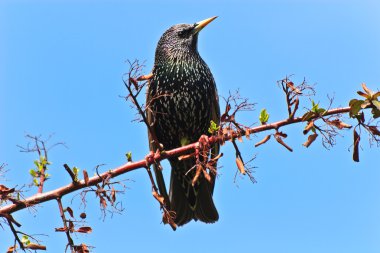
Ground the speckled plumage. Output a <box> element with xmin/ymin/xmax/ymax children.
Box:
<box><xmin>146</xmin><ymin>19</ymin><xmax>220</xmax><ymax>226</ymax></box>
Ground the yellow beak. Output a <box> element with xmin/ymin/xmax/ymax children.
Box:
<box><xmin>194</xmin><ymin>16</ymin><xmax>218</xmax><ymax>34</ymax></box>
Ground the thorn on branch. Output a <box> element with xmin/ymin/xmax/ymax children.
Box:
<box><xmin>83</xmin><ymin>170</ymin><xmax>89</xmax><ymax>186</ymax></box>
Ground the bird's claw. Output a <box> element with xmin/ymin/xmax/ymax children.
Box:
<box><xmin>145</xmin><ymin>150</ymin><xmax>161</xmax><ymax>167</ymax></box>
<box><xmin>145</xmin><ymin>151</ymin><xmax>154</xmax><ymax>167</ymax></box>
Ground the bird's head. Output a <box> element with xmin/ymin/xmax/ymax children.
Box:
<box><xmin>155</xmin><ymin>16</ymin><xmax>217</xmax><ymax>63</ymax></box>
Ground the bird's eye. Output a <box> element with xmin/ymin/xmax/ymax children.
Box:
<box><xmin>178</xmin><ymin>28</ymin><xmax>192</xmax><ymax>38</ymax></box>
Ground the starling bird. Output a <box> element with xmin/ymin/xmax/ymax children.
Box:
<box><xmin>146</xmin><ymin>16</ymin><xmax>220</xmax><ymax>226</ymax></box>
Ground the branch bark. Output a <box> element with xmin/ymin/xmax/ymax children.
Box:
<box><xmin>0</xmin><ymin>106</ymin><xmax>351</xmax><ymax>217</ymax></box>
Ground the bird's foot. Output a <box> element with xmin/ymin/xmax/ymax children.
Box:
<box><xmin>145</xmin><ymin>151</ymin><xmax>155</xmax><ymax>167</ymax></box>
<box><xmin>144</xmin><ymin>149</ymin><xmax>161</xmax><ymax>167</ymax></box>
<box><xmin>162</xmin><ymin>209</ymin><xmax>177</xmax><ymax>231</ymax></box>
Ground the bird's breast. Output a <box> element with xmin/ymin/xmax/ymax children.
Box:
<box><xmin>149</xmin><ymin>61</ymin><xmax>215</xmax><ymax>148</ymax></box>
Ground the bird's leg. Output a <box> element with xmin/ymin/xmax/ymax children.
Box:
<box><xmin>144</xmin><ymin>150</ymin><xmax>165</xmax><ymax>197</ymax></box>
<box><xmin>144</xmin><ymin>151</ymin><xmax>176</xmax><ymax>230</ymax></box>
<box><xmin>145</xmin><ymin>151</ymin><xmax>155</xmax><ymax>167</ymax></box>
<box><xmin>145</xmin><ymin>151</ymin><xmax>165</xmax><ymax>206</ymax></box>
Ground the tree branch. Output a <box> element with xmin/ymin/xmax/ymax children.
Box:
<box><xmin>0</xmin><ymin>106</ymin><xmax>351</xmax><ymax>217</ymax></box>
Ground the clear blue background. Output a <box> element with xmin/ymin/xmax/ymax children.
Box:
<box><xmin>1</xmin><ymin>0</ymin><xmax>380</xmax><ymax>252</ymax></box>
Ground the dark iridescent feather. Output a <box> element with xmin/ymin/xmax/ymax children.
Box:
<box><xmin>146</xmin><ymin>18</ymin><xmax>220</xmax><ymax>226</ymax></box>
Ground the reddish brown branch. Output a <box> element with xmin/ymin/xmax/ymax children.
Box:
<box><xmin>0</xmin><ymin>106</ymin><xmax>351</xmax><ymax>216</ymax></box>
<box><xmin>6</xmin><ymin>216</ymin><xmax>24</xmax><ymax>250</ymax></box>
<box><xmin>56</xmin><ymin>197</ymin><xmax>74</xmax><ymax>251</ymax></box>
<box><xmin>37</xmin><ymin>140</ymin><xmax>48</xmax><ymax>194</ymax></box>
<box><xmin>123</xmin><ymin>60</ymin><xmax>162</xmax><ymax>149</ymax></box>
<box><xmin>248</xmin><ymin>107</ymin><xmax>351</xmax><ymax>134</ymax></box>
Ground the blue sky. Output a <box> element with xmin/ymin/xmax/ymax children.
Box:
<box><xmin>1</xmin><ymin>0</ymin><xmax>380</xmax><ymax>252</ymax></box>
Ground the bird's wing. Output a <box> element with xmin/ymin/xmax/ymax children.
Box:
<box><xmin>146</xmin><ymin>79</ymin><xmax>170</xmax><ymax>208</ymax></box>
<box><xmin>209</xmin><ymin>81</ymin><xmax>220</xmax><ymax>195</ymax></box>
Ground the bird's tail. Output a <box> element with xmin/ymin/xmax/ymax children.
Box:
<box><xmin>169</xmin><ymin>158</ymin><xmax>219</xmax><ymax>226</ymax></box>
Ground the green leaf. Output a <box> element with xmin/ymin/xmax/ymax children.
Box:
<box><xmin>372</xmin><ymin>100</ymin><xmax>380</xmax><ymax>111</ymax></box>
<box><xmin>372</xmin><ymin>108</ymin><xmax>380</xmax><ymax>119</ymax></box>
<box><xmin>40</xmin><ymin>155</ymin><xmax>47</xmax><ymax>165</ymax></box>
<box><xmin>259</xmin><ymin>109</ymin><xmax>269</xmax><ymax>124</ymax></box>
<box><xmin>301</xmin><ymin>111</ymin><xmax>315</xmax><ymax>122</ymax></box>
<box><xmin>311</xmin><ymin>100</ymin><xmax>319</xmax><ymax>112</ymax></box>
<box><xmin>21</xmin><ymin>235</ymin><xmax>30</xmax><ymax>245</ymax></box>
<box><xmin>126</xmin><ymin>152</ymin><xmax>132</xmax><ymax>162</ymax></box>
<box><xmin>72</xmin><ymin>167</ymin><xmax>79</xmax><ymax>181</ymax></box>
<box><xmin>73</xmin><ymin>167</ymin><xmax>80</xmax><ymax>176</ymax></box>
<box><xmin>33</xmin><ymin>160</ymin><xmax>39</xmax><ymax>167</ymax></box>
<box><xmin>38</xmin><ymin>163</ymin><xmax>43</xmax><ymax>172</ymax></box>
<box><xmin>33</xmin><ymin>178</ymin><xmax>39</xmax><ymax>186</ymax></box>
<box><xmin>316</xmin><ymin>108</ymin><xmax>326</xmax><ymax>115</ymax></box>
<box><xmin>29</xmin><ymin>169</ymin><xmax>36</xmax><ymax>177</ymax></box>
<box><xmin>208</xmin><ymin>120</ymin><xmax>220</xmax><ymax>134</ymax></box>
<box><xmin>349</xmin><ymin>98</ymin><xmax>359</xmax><ymax>107</ymax></box>
<box><xmin>310</xmin><ymin>100</ymin><xmax>326</xmax><ymax>115</ymax></box>
<box><xmin>349</xmin><ymin>99</ymin><xmax>364</xmax><ymax>117</ymax></box>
